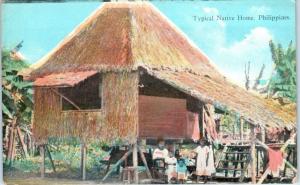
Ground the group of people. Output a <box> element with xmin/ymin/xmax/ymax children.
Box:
<box><xmin>152</xmin><ymin>138</ymin><xmax>215</xmax><ymax>183</ymax></box>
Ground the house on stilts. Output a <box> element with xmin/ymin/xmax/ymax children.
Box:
<box><xmin>23</xmin><ymin>2</ymin><xmax>296</xmax><ymax>183</ymax></box>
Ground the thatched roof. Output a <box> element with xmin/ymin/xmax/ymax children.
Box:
<box><xmin>142</xmin><ymin>67</ymin><xmax>295</xmax><ymax>129</ymax></box>
<box><xmin>25</xmin><ymin>2</ymin><xmax>216</xmax><ymax>79</ymax></box>
<box><xmin>26</xmin><ymin>2</ymin><xmax>296</xmax><ymax>129</ymax></box>
<box><xmin>34</xmin><ymin>71</ymin><xmax>97</xmax><ymax>87</ymax></box>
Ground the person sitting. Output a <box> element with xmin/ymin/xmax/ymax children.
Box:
<box><xmin>165</xmin><ymin>152</ymin><xmax>177</xmax><ymax>183</ymax></box>
<box><xmin>176</xmin><ymin>158</ymin><xmax>188</xmax><ymax>183</ymax></box>
<box><xmin>153</xmin><ymin>138</ymin><xmax>169</xmax><ymax>161</ymax></box>
<box><xmin>152</xmin><ymin>138</ymin><xmax>169</xmax><ymax>180</ymax></box>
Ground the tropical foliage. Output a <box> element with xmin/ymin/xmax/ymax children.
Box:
<box><xmin>267</xmin><ymin>40</ymin><xmax>296</xmax><ymax>102</ymax></box>
<box><xmin>2</xmin><ymin>49</ymin><xmax>33</xmax><ymax>161</ymax></box>
<box><xmin>2</xmin><ymin>50</ymin><xmax>33</xmax><ymax>123</ymax></box>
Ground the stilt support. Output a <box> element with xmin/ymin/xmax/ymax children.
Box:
<box><xmin>45</xmin><ymin>145</ymin><xmax>56</xmax><ymax>173</ymax></box>
<box><xmin>256</xmin><ymin>133</ymin><xmax>297</xmax><ymax>184</ymax></box>
<box><xmin>40</xmin><ymin>144</ymin><xmax>45</xmax><ymax>178</ymax></box>
<box><xmin>102</xmin><ymin>148</ymin><xmax>133</xmax><ymax>182</ymax></box>
<box><xmin>138</xmin><ymin>146</ymin><xmax>152</xmax><ymax>179</ymax></box>
<box><xmin>250</xmin><ymin>126</ymin><xmax>256</xmax><ymax>184</ymax></box>
<box><xmin>80</xmin><ymin>143</ymin><xmax>87</xmax><ymax>180</ymax></box>
<box><xmin>133</xmin><ymin>142</ymin><xmax>139</xmax><ymax>183</ymax></box>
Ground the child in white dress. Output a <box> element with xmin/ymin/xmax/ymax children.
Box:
<box><xmin>194</xmin><ymin>139</ymin><xmax>211</xmax><ymax>183</ymax></box>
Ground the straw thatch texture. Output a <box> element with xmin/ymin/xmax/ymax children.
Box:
<box><xmin>33</xmin><ymin>88</ymin><xmax>61</xmax><ymax>144</ymax></box>
<box><xmin>102</xmin><ymin>72</ymin><xmax>138</xmax><ymax>142</ymax></box>
<box><xmin>33</xmin><ymin>72</ymin><xmax>138</xmax><ymax>143</ymax></box>
<box><xmin>144</xmin><ymin>67</ymin><xmax>296</xmax><ymax>130</ymax></box>
<box><xmin>26</xmin><ymin>2</ymin><xmax>216</xmax><ymax>80</ymax></box>
<box><xmin>34</xmin><ymin>71</ymin><xmax>97</xmax><ymax>87</ymax></box>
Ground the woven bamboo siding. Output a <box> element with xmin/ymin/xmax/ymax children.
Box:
<box><xmin>138</xmin><ymin>95</ymin><xmax>188</xmax><ymax>139</ymax></box>
<box><xmin>33</xmin><ymin>72</ymin><xmax>138</xmax><ymax>143</ymax></box>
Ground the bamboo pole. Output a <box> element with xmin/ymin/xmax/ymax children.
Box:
<box><xmin>256</xmin><ymin>133</ymin><xmax>297</xmax><ymax>184</ymax></box>
<box><xmin>102</xmin><ymin>148</ymin><xmax>133</xmax><ymax>182</ymax></box>
<box><xmin>45</xmin><ymin>145</ymin><xmax>56</xmax><ymax>173</ymax></box>
<box><xmin>133</xmin><ymin>143</ymin><xmax>139</xmax><ymax>183</ymax></box>
<box><xmin>250</xmin><ymin>126</ymin><xmax>256</xmax><ymax>184</ymax></box>
<box><xmin>40</xmin><ymin>145</ymin><xmax>45</xmax><ymax>178</ymax></box>
<box><xmin>255</xmin><ymin>139</ymin><xmax>297</xmax><ymax>173</ymax></box>
<box><xmin>240</xmin><ymin>118</ymin><xmax>244</xmax><ymax>143</ymax></box>
<box><xmin>50</xmin><ymin>88</ymin><xmax>81</xmax><ymax>110</ymax></box>
<box><xmin>138</xmin><ymin>146</ymin><xmax>152</xmax><ymax>179</ymax></box>
<box><xmin>261</xmin><ymin>127</ymin><xmax>266</xmax><ymax>143</ymax></box>
<box><xmin>80</xmin><ymin>143</ymin><xmax>87</xmax><ymax>180</ymax></box>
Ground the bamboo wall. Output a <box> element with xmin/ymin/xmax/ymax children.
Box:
<box><xmin>33</xmin><ymin>72</ymin><xmax>138</xmax><ymax>144</ymax></box>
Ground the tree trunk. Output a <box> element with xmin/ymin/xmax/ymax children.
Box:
<box><xmin>6</xmin><ymin>118</ymin><xmax>17</xmax><ymax>164</ymax></box>
<box><xmin>16</xmin><ymin>126</ymin><xmax>29</xmax><ymax>158</ymax></box>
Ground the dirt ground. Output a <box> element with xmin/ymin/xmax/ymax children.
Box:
<box><xmin>4</xmin><ymin>178</ymin><xmax>103</xmax><ymax>185</ymax></box>
<box><xmin>4</xmin><ymin>177</ymin><xmax>224</xmax><ymax>185</ymax></box>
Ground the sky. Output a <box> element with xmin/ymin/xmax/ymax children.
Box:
<box><xmin>2</xmin><ymin>0</ymin><xmax>296</xmax><ymax>86</ymax></box>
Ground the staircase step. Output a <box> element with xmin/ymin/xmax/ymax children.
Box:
<box><xmin>225</xmin><ymin>152</ymin><xmax>250</xmax><ymax>154</ymax></box>
<box><xmin>220</xmin><ymin>160</ymin><xmax>246</xmax><ymax>163</ymax></box>
<box><xmin>216</xmin><ymin>167</ymin><xmax>244</xmax><ymax>171</ymax></box>
<box><xmin>214</xmin><ymin>176</ymin><xmax>241</xmax><ymax>179</ymax></box>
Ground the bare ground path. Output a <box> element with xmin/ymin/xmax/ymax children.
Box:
<box><xmin>4</xmin><ymin>178</ymin><xmax>104</xmax><ymax>185</ymax></box>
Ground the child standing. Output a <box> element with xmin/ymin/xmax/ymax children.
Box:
<box><xmin>194</xmin><ymin>139</ymin><xmax>211</xmax><ymax>183</ymax></box>
<box><xmin>176</xmin><ymin>158</ymin><xmax>188</xmax><ymax>183</ymax></box>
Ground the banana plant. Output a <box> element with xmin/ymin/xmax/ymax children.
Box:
<box><xmin>2</xmin><ymin>49</ymin><xmax>33</xmax><ymax>163</ymax></box>
<box><xmin>268</xmin><ymin>40</ymin><xmax>296</xmax><ymax>103</ymax></box>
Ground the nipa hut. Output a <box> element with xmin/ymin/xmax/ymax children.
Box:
<box><xmin>24</xmin><ymin>2</ymin><xmax>296</xmax><ymax>183</ymax></box>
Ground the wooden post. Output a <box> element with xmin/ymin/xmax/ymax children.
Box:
<box><xmin>45</xmin><ymin>145</ymin><xmax>56</xmax><ymax>173</ymax></box>
<box><xmin>256</xmin><ymin>133</ymin><xmax>297</xmax><ymax>184</ymax></box>
<box><xmin>261</xmin><ymin>127</ymin><xmax>266</xmax><ymax>143</ymax></box>
<box><xmin>256</xmin><ymin>138</ymin><xmax>297</xmax><ymax>173</ymax></box>
<box><xmin>199</xmin><ymin>106</ymin><xmax>204</xmax><ymax>139</ymax></box>
<box><xmin>80</xmin><ymin>143</ymin><xmax>87</xmax><ymax>180</ymax></box>
<box><xmin>102</xmin><ymin>148</ymin><xmax>133</xmax><ymax>182</ymax></box>
<box><xmin>250</xmin><ymin>125</ymin><xmax>256</xmax><ymax>184</ymax></box>
<box><xmin>256</xmin><ymin>149</ymin><xmax>259</xmax><ymax>177</ymax></box>
<box><xmin>138</xmin><ymin>146</ymin><xmax>152</xmax><ymax>179</ymax></box>
<box><xmin>240</xmin><ymin>118</ymin><xmax>244</xmax><ymax>144</ymax></box>
<box><xmin>40</xmin><ymin>145</ymin><xmax>45</xmax><ymax>178</ymax></box>
<box><xmin>233</xmin><ymin>118</ymin><xmax>236</xmax><ymax>140</ymax></box>
<box><xmin>133</xmin><ymin>142</ymin><xmax>139</xmax><ymax>183</ymax></box>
